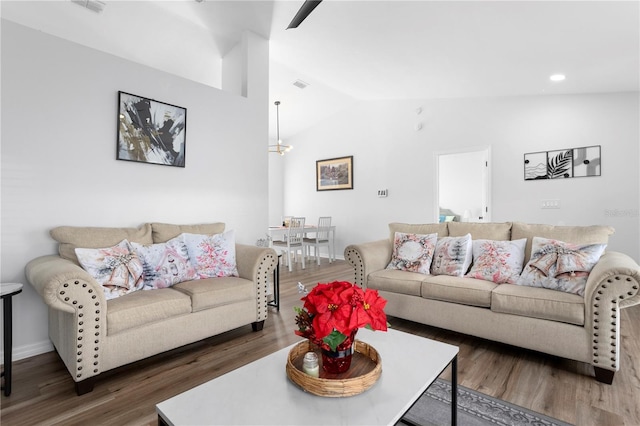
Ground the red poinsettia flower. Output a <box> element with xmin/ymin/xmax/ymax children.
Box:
<box><xmin>295</xmin><ymin>281</ymin><xmax>388</xmax><ymax>351</ymax></box>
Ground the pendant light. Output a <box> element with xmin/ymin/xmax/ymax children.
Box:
<box><xmin>269</xmin><ymin>101</ymin><xmax>292</xmax><ymax>155</ymax></box>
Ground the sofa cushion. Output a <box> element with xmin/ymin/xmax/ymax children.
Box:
<box><xmin>465</xmin><ymin>238</ymin><xmax>527</xmax><ymax>284</ymax></box>
<box><xmin>367</xmin><ymin>269</ymin><xmax>424</xmax><ymax>297</ymax></box>
<box><xmin>421</xmin><ymin>275</ymin><xmax>497</xmax><ymax>307</ymax></box>
<box><xmin>51</xmin><ymin>224</ymin><xmax>153</xmax><ymax>264</ymax></box>
<box><xmin>386</xmin><ymin>232</ymin><xmax>437</xmax><ymax>275</ymax></box>
<box><xmin>173</xmin><ymin>277</ymin><xmax>255</xmax><ymax>312</ymax></box>
<box><xmin>75</xmin><ymin>239</ymin><xmax>145</xmax><ymax>300</ymax></box>
<box><xmin>448</xmin><ymin>222</ymin><xmax>512</xmax><ymax>240</ymax></box>
<box><xmin>491</xmin><ymin>284</ymin><xmax>585</xmax><ymax>326</ymax></box>
<box><xmin>182</xmin><ymin>230</ymin><xmax>239</xmax><ymax>278</ymax></box>
<box><xmin>151</xmin><ymin>222</ymin><xmax>226</xmax><ymax>243</ymax></box>
<box><xmin>130</xmin><ymin>237</ymin><xmax>198</xmax><ymax>289</ymax></box>
<box><xmin>511</xmin><ymin>222</ymin><xmax>614</xmax><ymax>263</ymax></box>
<box><xmin>430</xmin><ymin>234</ymin><xmax>473</xmax><ymax>277</ymax></box>
<box><xmin>516</xmin><ymin>237</ymin><xmax>606</xmax><ymax>296</ymax></box>
<box><xmin>388</xmin><ymin>223</ymin><xmax>448</xmax><ymax>242</ymax></box>
<box><xmin>107</xmin><ymin>288</ymin><xmax>192</xmax><ymax>335</ymax></box>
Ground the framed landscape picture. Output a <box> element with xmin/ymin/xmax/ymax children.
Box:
<box><xmin>316</xmin><ymin>156</ymin><xmax>353</xmax><ymax>191</ymax></box>
<box><xmin>117</xmin><ymin>91</ymin><xmax>187</xmax><ymax>167</ymax></box>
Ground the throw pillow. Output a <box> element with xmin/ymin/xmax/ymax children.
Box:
<box><xmin>130</xmin><ymin>236</ymin><xmax>198</xmax><ymax>289</ymax></box>
<box><xmin>465</xmin><ymin>238</ymin><xmax>527</xmax><ymax>284</ymax></box>
<box><xmin>430</xmin><ymin>233</ymin><xmax>473</xmax><ymax>277</ymax></box>
<box><xmin>182</xmin><ymin>230</ymin><xmax>239</xmax><ymax>278</ymax></box>
<box><xmin>516</xmin><ymin>237</ymin><xmax>606</xmax><ymax>296</ymax></box>
<box><xmin>75</xmin><ymin>239</ymin><xmax>145</xmax><ymax>300</ymax></box>
<box><xmin>386</xmin><ymin>232</ymin><xmax>437</xmax><ymax>275</ymax></box>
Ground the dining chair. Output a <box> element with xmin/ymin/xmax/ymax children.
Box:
<box><xmin>303</xmin><ymin>216</ymin><xmax>333</xmax><ymax>265</ymax></box>
<box><xmin>272</xmin><ymin>216</ymin><xmax>306</xmax><ymax>272</ymax></box>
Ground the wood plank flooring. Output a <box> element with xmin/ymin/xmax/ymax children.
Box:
<box><xmin>2</xmin><ymin>259</ymin><xmax>639</xmax><ymax>425</ymax></box>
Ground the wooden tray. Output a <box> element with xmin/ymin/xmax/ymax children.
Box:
<box><xmin>285</xmin><ymin>339</ymin><xmax>382</xmax><ymax>397</ymax></box>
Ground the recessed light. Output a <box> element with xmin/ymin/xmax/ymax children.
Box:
<box><xmin>550</xmin><ymin>74</ymin><xmax>566</xmax><ymax>82</ymax></box>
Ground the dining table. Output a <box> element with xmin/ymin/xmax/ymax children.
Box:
<box><xmin>267</xmin><ymin>225</ymin><xmax>336</xmax><ymax>262</ymax></box>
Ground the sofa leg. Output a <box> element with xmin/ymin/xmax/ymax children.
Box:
<box><xmin>594</xmin><ymin>367</ymin><xmax>615</xmax><ymax>384</ymax></box>
<box><xmin>252</xmin><ymin>320</ymin><xmax>265</xmax><ymax>332</ymax></box>
<box><xmin>75</xmin><ymin>377</ymin><xmax>95</xmax><ymax>395</ymax></box>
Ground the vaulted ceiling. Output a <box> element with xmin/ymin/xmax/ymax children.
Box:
<box><xmin>3</xmin><ymin>1</ymin><xmax>638</xmax><ymax>141</ymax></box>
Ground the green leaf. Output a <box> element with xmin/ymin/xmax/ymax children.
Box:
<box><xmin>323</xmin><ymin>330</ymin><xmax>347</xmax><ymax>351</ymax></box>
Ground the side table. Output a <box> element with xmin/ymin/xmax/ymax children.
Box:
<box><xmin>267</xmin><ymin>254</ymin><xmax>281</xmax><ymax>311</ymax></box>
<box><xmin>1</xmin><ymin>283</ymin><xmax>23</xmax><ymax>397</ymax></box>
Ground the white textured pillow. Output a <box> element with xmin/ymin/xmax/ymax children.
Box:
<box><xmin>430</xmin><ymin>233</ymin><xmax>473</xmax><ymax>277</ymax></box>
<box><xmin>386</xmin><ymin>232</ymin><xmax>437</xmax><ymax>275</ymax></box>
<box><xmin>516</xmin><ymin>237</ymin><xmax>606</xmax><ymax>296</ymax></box>
<box><xmin>130</xmin><ymin>236</ymin><xmax>198</xmax><ymax>289</ymax></box>
<box><xmin>465</xmin><ymin>238</ymin><xmax>527</xmax><ymax>284</ymax></box>
<box><xmin>75</xmin><ymin>239</ymin><xmax>145</xmax><ymax>300</ymax></box>
<box><xmin>182</xmin><ymin>230</ymin><xmax>239</xmax><ymax>278</ymax></box>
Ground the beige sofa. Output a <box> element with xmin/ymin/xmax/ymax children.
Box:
<box><xmin>345</xmin><ymin>222</ymin><xmax>640</xmax><ymax>384</ymax></box>
<box><xmin>26</xmin><ymin>222</ymin><xmax>277</xmax><ymax>395</ymax></box>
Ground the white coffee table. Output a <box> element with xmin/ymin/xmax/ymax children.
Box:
<box><xmin>157</xmin><ymin>328</ymin><xmax>458</xmax><ymax>426</ymax></box>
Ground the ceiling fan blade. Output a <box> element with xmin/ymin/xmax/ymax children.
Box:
<box><xmin>287</xmin><ymin>0</ymin><xmax>323</xmax><ymax>29</ymax></box>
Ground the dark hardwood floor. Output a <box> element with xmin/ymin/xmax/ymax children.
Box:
<box><xmin>1</xmin><ymin>259</ymin><xmax>639</xmax><ymax>425</ymax></box>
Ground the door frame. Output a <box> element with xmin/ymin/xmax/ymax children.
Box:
<box><xmin>433</xmin><ymin>146</ymin><xmax>492</xmax><ymax>223</ymax></box>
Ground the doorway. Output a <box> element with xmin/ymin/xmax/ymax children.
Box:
<box><xmin>434</xmin><ymin>147</ymin><xmax>491</xmax><ymax>223</ymax></box>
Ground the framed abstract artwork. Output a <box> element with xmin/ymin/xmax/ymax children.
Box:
<box><xmin>316</xmin><ymin>156</ymin><xmax>354</xmax><ymax>191</ymax></box>
<box><xmin>524</xmin><ymin>145</ymin><xmax>601</xmax><ymax>180</ymax></box>
<box><xmin>117</xmin><ymin>91</ymin><xmax>187</xmax><ymax>167</ymax></box>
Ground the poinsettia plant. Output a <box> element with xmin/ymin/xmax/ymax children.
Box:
<box><xmin>294</xmin><ymin>281</ymin><xmax>388</xmax><ymax>352</ymax></box>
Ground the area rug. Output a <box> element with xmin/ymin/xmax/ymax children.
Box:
<box><xmin>399</xmin><ymin>379</ymin><xmax>573</xmax><ymax>426</ymax></box>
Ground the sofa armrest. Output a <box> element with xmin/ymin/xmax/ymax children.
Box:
<box><xmin>26</xmin><ymin>255</ymin><xmax>108</xmax><ymax>313</ymax></box>
<box><xmin>583</xmin><ymin>251</ymin><xmax>640</xmax><ymax>375</ymax></box>
<box><xmin>344</xmin><ymin>239</ymin><xmax>392</xmax><ymax>289</ymax></box>
<box><xmin>235</xmin><ymin>244</ymin><xmax>278</xmax><ymax>322</ymax></box>
<box><xmin>25</xmin><ymin>255</ymin><xmax>108</xmax><ymax>385</ymax></box>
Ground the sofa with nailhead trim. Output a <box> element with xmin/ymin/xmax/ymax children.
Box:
<box><xmin>25</xmin><ymin>222</ymin><xmax>277</xmax><ymax>395</ymax></box>
<box><xmin>344</xmin><ymin>221</ymin><xmax>640</xmax><ymax>384</ymax></box>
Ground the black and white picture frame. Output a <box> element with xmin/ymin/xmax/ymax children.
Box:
<box><xmin>524</xmin><ymin>145</ymin><xmax>601</xmax><ymax>180</ymax></box>
<box><xmin>117</xmin><ymin>91</ymin><xmax>187</xmax><ymax>167</ymax></box>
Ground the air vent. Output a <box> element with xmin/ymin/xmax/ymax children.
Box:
<box><xmin>71</xmin><ymin>0</ymin><xmax>106</xmax><ymax>13</ymax></box>
<box><xmin>293</xmin><ymin>80</ymin><xmax>309</xmax><ymax>89</ymax></box>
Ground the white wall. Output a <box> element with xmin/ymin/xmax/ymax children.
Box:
<box><xmin>0</xmin><ymin>20</ymin><xmax>270</xmax><ymax>360</ymax></box>
<box><xmin>278</xmin><ymin>93</ymin><xmax>639</xmax><ymax>263</ymax></box>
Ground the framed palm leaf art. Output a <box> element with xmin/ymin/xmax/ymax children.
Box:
<box><xmin>524</xmin><ymin>145</ymin><xmax>600</xmax><ymax>180</ymax></box>
<box><xmin>117</xmin><ymin>91</ymin><xmax>187</xmax><ymax>167</ymax></box>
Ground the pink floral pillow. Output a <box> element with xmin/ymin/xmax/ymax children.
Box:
<box><xmin>130</xmin><ymin>236</ymin><xmax>198</xmax><ymax>289</ymax></box>
<box><xmin>386</xmin><ymin>232</ymin><xmax>437</xmax><ymax>275</ymax></box>
<box><xmin>75</xmin><ymin>239</ymin><xmax>145</xmax><ymax>300</ymax></box>
<box><xmin>430</xmin><ymin>233</ymin><xmax>473</xmax><ymax>277</ymax></box>
<box><xmin>465</xmin><ymin>239</ymin><xmax>527</xmax><ymax>284</ymax></box>
<box><xmin>516</xmin><ymin>237</ymin><xmax>606</xmax><ymax>296</ymax></box>
<box><xmin>182</xmin><ymin>230</ymin><xmax>239</xmax><ymax>278</ymax></box>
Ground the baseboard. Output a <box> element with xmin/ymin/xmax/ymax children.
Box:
<box><xmin>0</xmin><ymin>340</ymin><xmax>54</xmax><ymax>364</ymax></box>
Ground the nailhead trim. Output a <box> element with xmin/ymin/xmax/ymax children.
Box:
<box><xmin>591</xmin><ymin>274</ymin><xmax>639</xmax><ymax>369</ymax></box>
<box><xmin>59</xmin><ymin>280</ymin><xmax>101</xmax><ymax>381</ymax></box>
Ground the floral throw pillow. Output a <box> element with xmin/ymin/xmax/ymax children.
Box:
<box><xmin>182</xmin><ymin>230</ymin><xmax>239</xmax><ymax>278</ymax></box>
<box><xmin>465</xmin><ymin>238</ymin><xmax>527</xmax><ymax>284</ymax></box>
<box><xmin>516</xmin><ymin>237</ymin><xmax>606</xmax><ymax>296</ymax></box>
<box><xmin>386</xmin><ymin>232</ymin><xmax>437</xmax><ymax>275</ymax></box>
<box><xmin>130</xmin><ymin>236</ymin><xmax>198</xmax><ymax>290</ymax></box>
<box><xmin>430</xmin><ymin>233</ymin><xmax>473</xmax><ymax>277</ymax></box>
<box><xmin>75</xmin><ymin>239</ymin><xmax>145</xmax><ymax>300</ymax></box>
